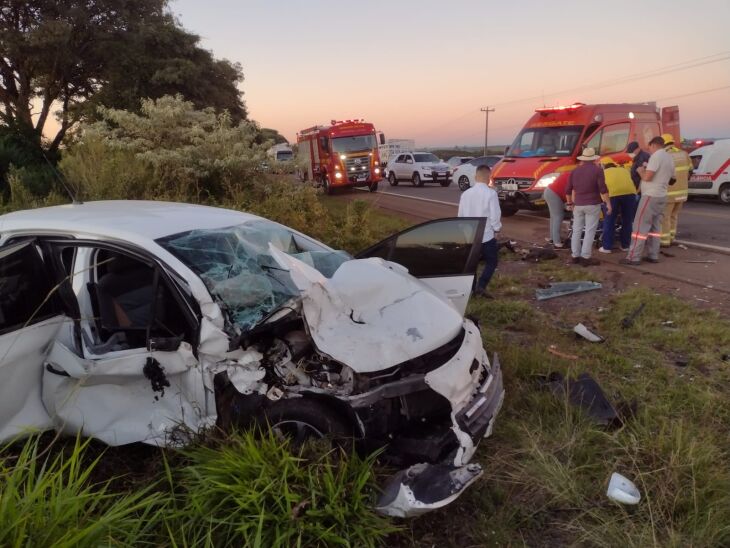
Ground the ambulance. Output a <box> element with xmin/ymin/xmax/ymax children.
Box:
<box><xmin>490</xmin><ymin>102</ymin><xmax>680</xmax><ymax>215</ymax></box>
<box><xmin>688</xmin><ymin>139</ymin><xmax>730</xmax><ymax>204</ymax></box>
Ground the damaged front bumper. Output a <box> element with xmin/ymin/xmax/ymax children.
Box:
<box><xmin>363</xmin><ymin>321</ymin><xmax>505</xmax><ymax>517</ymax></box>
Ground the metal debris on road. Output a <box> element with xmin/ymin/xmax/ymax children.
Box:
<box><xmin>574</xmin><ymin>323</ymin><xmax>605</xmax><ymax>343</ymax></box>
<box><xmin>535</xmin><ymin>281</ymin><xmax>602</xmax><ymax>300</ymax></box>
<box><xmin>685</xmin><ymin>260</ymin><xmax>717</xmax><ymax>264</ymax></box>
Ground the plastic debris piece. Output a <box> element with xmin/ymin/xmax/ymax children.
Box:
<box><xmin>574</xmin><ymin>323</ymin><xmax>605</xmax><ymax>343</ymax></box>
<box><xmin>661</xmin><ymin>320</ymin><xmax>674</xmax><ymax>326</ymax></box>
<box><xmin>686</xmin><ymin>260</ymin><xmax>716</xmax><ymax>264</ymax></box>
<box><xmin>621</xmin><ymin>303</ymin><xmax>645</xmax><ymax>329</ymax></box>
<box><xmin>547</xmin><ymin>345</ymin><xmax>578</xmax><ymax>360</ymax></box>
<box><xmin>535</xmin><ymin>281</ymin><xmax>602</xmax><ymax>301</ymax></box>
<box><xmin>678</xmin><ymin>244</ymin><xmax>688</xmax><ymax>249</ymax></box>
<box><xmin>607</xmin><ymin>472</ymin><xmax>641</xmax><ymax>505</ymax></box>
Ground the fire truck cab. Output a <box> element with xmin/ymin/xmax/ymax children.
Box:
<box><xmin>297</xmin><ymin>120</ymin><xmax>385</xmax><ymax>194</ymax></box>
<box><xmin>491</xmin><ymin>102</ymin><xmax>680</xmax><ymax>215</ymax></box>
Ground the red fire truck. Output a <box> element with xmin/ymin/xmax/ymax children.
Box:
<box><xmin>490</xmin><ymin>102</ymin><xmax>680</xmax><ymax>215</ymax></box>
<box><xmin>297</xmin><ymin>120</ymin><xmax>385</xmax><ymax>193</ymax></box>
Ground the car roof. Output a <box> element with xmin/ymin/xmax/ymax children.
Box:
<box><xmin>0</xmin><ymin>200</ymin><xmax>260</xmax><ymax>241</ymax></box>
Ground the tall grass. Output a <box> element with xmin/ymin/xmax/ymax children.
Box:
<box><xmin>0</xmin><ymin>435</ymin><xmax>164</xmax><ymax>547</ymax></box>
<box><xmin>165</xmin><ymin>430</ymin><xmax>395</xmax><ymax>547</ymax></box>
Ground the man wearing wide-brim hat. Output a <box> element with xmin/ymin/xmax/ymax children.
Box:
<box><xmin>565</xmin><ymin>147</ymin><xmax>611</xmax><ymax>266</ymax></box>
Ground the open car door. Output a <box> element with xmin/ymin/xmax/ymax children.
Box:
<box><xmin>0</xmin><ymin>240</ymin><xmax>66</xmax><ymax>441</ymax></box>
<box><xmin>356</xmin><ymin>217</ymin><xmax>486</xmax><ymax>315</ymax></box>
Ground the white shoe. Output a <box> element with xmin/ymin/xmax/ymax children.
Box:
<box><xmin>598</xmin><ymin>247</ymin><xmax>612</xmax><ymax>254</ymax></box>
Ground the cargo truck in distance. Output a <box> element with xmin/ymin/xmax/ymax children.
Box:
<box><xmin>297</xmin><ymin>120</ymin><xmax>385</xmax><ymax>194</ymax></box>
<box><xmin>490</xmin><ymin>102</ymin><xmax>681</xmax><ymax>216</ymax></box>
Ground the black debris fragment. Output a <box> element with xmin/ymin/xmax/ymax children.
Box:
<box><xmin>621</xmin><ymin>303</ymin><xmax>645</xmax><ymax>329</ymax></box>
<box><xmin>521</xmin><ymin>247</ymin><xmax>558</xmax><ymax>262</ymax></box>
<box><xmin>536</xmin><ymin>372</ymin><xmax>633</xmax><ymax>427</ymax></box>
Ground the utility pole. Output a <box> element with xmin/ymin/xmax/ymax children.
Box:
<box><xmin>480</xmin><ymin>106</ymin><xmax>495</xmax><ymax>156</ymax></box>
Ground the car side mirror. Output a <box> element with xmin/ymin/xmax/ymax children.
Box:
<box><xmin>379</xmin><ymin>133</ymin><xmax>385</xmax><ymax>145</ymax></box>
<box><xmin>406</xmin><ymin>158</ymin><xmax>413</xmax><ymax>164</ymax></box>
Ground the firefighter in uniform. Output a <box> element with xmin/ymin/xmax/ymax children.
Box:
<box><xmin>660</xmin><ymin>133</ymin><xmax>691</xmax><ymax>247</ymax></box>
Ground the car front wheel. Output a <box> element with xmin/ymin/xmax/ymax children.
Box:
<box><xmin>389</xmin><ymin>172</ymin><xmax>398</xmax><ymax>186</ymax></box>
<box><xmin>500</xmin><ymin>203</ymin><xmax>518</xmax><ymax>216</ymax></box>
<box><xmin>260</xmin><ymin>399</ymin><xmax>351</xmax><ymax>446</ymax></box>
<box><xmin>440</xmin><ymin>179</ymin><xmax>451</xmax><ymax>187</ymax></box>
<box><xmin>412</xmin><ymin>173</ymin><xmax>423</xmax><ymax>187</ymax></box>
<box><xmin>458</xmin><ymin>175</ymin><xmax>470</xmax><ymax>191</ymax></box>
<box><xmin>720</xmin><ymin>183</ymin><xmax>730</xmax><ymax>205</ymax></box>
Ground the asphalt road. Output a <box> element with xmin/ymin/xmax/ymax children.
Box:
<box><xmin>374</xmin><ymin>181</ymin><xmax>730</xmax><ymax>249</ymax></box>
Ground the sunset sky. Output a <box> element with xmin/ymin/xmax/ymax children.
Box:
<box><xmin>172</xmin><ymin>0</ymin><xmax>730</xmax><ymax>147</ymax></box>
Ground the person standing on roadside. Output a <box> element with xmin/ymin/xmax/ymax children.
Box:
<box><xmin>598</xmin><ymin>157</ymin><xmax>637</xmax><ymax>253</ymax></box>
<box><xmin>458</xmin><ymin>164</ymin><xmax>501</xmax><ymax>297</ymax></box>
<box><xmin>659</xmin><ymin>133</ymin><xmax>691</xmax><ymax>247</ymax></box>
<box><xmin>622</xmin><ymin>136</ymin><xmax>675</xmax><ymax>265</ymax></box>
<box><xmin>542</xmin><ymin>174</ymin><xmax>569</xmax><ymax>249</ymax></box>
<box><xmin>565</xmin><ymin>147</ymin><xmax>611</xmax><ymax>266</ymax></box>
<box><xmin>627</xmin><ymin>141</ymin><xmax>650</xmax><ymax>193</ymax></box>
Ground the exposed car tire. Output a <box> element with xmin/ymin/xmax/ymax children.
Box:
<box><xmin>388</xmin><ymin>172</ymin><xmax>398</xmax><ymax>186</ymax></box>
<box><xmin>458</xmin><ymin>176</ymin><xmax>470</xmax><ymax>191</ymax></box>
<box><xmin>369</xmin><ymin>182</ymin><xmax>379</xmax><ymax>192</ymax></box>
<box><xmin>500</xmin><ymin>204</ymin><xmax>518</xmax><ymax>217</ymax></box>
<box><xmin>440</xmin><ymin>180</ymin><xmax>451</xmax><ymax>187</ymax></box>
<box><xmin>720</xmin><ymin>183</ymin><xmax>730</xmax><ymax>205</ymax></box>
<box><xmin>260</xmin><ymin>399</ymin><xmax>352</xmax><ymax>446</ymax></box>
<box><xmin>412</xmin><ymin>173</ymin><xmax>423</xmax><ymax>187</ymax></box>
<box><xmin>323</xmin><ymin>177</ymin><xmax>333</xmax><ymax>195</ymax></box>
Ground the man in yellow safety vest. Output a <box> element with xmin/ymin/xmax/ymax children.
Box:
<box><xmin>660</xmin><ymin>133</ymin><xmax>691</xmax><ymax>247</ymax></box>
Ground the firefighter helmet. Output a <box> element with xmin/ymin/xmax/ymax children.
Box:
<box><xmin>661</xmin><ymin>133</ymin><xmax>675</xmax><ymax>146</ymax></box>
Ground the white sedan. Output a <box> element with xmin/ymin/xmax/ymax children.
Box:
<box><xmin>0</xmin><ymin>200</ymin><xmax>503</xmax><ymax>517</ymax></box>
<box><xmin>454</xmin><ymin>156</ymin><xmax>504</xmax><ymax>191</ymax></box>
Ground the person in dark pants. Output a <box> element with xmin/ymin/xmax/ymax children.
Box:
<box><xmin>458</xmin><ymin>164</ymin><xmax>502</xmax><ymax>297</ymax></box>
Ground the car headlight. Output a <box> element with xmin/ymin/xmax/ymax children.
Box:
<box><xmin>420</xmin><ymin>165</ymin><xmax>432</xmax><ymax>171</ymax></box>
<box><xmin>535</xmin><ymin>172</ymin><xmax>560</xmax><ymax>189</ymax></box>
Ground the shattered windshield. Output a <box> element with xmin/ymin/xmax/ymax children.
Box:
<box><xmin>157</xmin><ymin>220</ymin><xmax>351</xmax><ymax>332</ymax></box>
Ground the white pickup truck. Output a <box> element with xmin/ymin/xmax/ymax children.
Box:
<box><xmin>689</xmin><ymin>139</ymin><xmax>730</xmax><ymax>204</ymax></box>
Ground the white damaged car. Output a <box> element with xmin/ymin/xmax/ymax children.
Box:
<box><xmin>0</xmin><ymin>201</ymin><xmax>504</xmax><ymax>517</ymax></box>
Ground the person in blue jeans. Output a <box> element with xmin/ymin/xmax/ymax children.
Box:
<box><xmin>458</xmin><ymin>164</ymin><xmax>502</xmax><ymax>297</ymax></box>
<box><xmin>597</xmin><ymin>157</ymin><xmax>637</xmax><ymax>253</ymax></box>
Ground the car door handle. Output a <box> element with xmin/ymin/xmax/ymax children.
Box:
<box><xmin>45</xmin><ymin>362</ymin><xmax>71</xmax><ymax>377</ymax></box>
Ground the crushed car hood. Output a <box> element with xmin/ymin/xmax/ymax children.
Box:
<box><xmin>270</xmin><ymin>248</ymin><xmax>464</xmax><ymax>373</ymax></box>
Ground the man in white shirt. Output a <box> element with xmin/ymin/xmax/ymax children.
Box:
<box><xmin>622</xmin><ymin>135</ymin><xmax>676</xmax><ymax>265</ymax></box>
<box><xmin>458</xmin><ymin>165</ymin><xmax>502</xmax><ymax>297</ymax></box>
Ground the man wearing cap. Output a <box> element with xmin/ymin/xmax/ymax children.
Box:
<box><xmin>565</xmin><ymin>147</ymin><xmax>611</xmax><ymax>266</ymax></box>
<box><xmin>622</xmin><ymin>136</ymin><xmax>675</xmax><ymax>265</ymax></box>
<box><xmin>598</xmin><ymin>157</ymin><xmax>637</xmax><ymax>253</ymax></box>
<box><xmin>660</xmin><ymin>134</ymin><xmax>691</xmax><ymax>247</ymax></box>
<box><xmin>627</xmin><ymin>141</ymin><xmax>650</xmax><ymax>193</ymax></box>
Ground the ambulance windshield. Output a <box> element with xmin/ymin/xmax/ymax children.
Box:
<box><xmin>506</xmin><ymin>125</ymin><xmax>583</xmax><ymax>158</ymax></box>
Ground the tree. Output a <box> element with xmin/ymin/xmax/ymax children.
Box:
<box><xmin>257</xmin><ymin>127</ymin><xmax>289</xmax><ymax>145</ymax></box>
<box><xmin>0</xmin><ymin>1</ymin><xmax>245</xmax><ymax>154</ymax></box>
